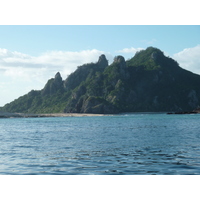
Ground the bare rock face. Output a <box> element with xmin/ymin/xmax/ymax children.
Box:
<box><xmin>114</xmin><ymin>56</ymin><xmax>126</xmax><ymax>67</ymax></box>
<box><xmin>54</xmin><ymin>72</ymin><xmax>63</xmax><ymax>85</ymax></box>
<box><xmin>151</xmin><ymin>52</ymin><xmax>158</xmax><ymax>60</ymax></box>
<box><xmin>97</xmin><ymin>54</ymin><xmax>108</xmax><ymax>68</ymax></box>
<box><xmin>113</xmin><ymin>55</ymin><xmax>127</xmax><ymax>78</ymax></box>
<box><xmin>42</xmin><ymin>72</ymin><xmax>64</xmax><ymax>95</ymax></box>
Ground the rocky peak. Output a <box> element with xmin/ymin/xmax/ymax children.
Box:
<box><xmin>114</xmin><ymin>56</ymin><xmax>126</xmax><ymax>69</ymax></box>
<box><xmin>112</xmin><ymin>56</ymin><xmax>127</xmax><ymax>79</ymax></box>
<box><xmin>97</xmin><ymin>54</ymin><xmax>108</xmax><ymax>68</ymax></box>
<box><xmin>54</xmin><ymin>72</ymin><xmax>63</xmax><ymax>86</ymax></box>
<box><xmin>114</xmin><ymin>56</ymin><xmax>125</xmax><ymax>63</ymax></box>
<box><xmin>42</xmin><ymin>72</ymin><xmax>63</xmax><ymax>96</ymax></box>
<box><xmin>55</xmin><ymin>72</ymin><xmax>62</xmax><ymax>81</ymax></box>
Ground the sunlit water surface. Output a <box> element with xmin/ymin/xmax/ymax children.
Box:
<box><xmin>1</xmin><ymin>114</ymin><xmax>200</xmax><ymax>174</ymax></box>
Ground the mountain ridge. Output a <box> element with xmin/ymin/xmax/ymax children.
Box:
<box><xmin>2</xmin><ymin>47</ymin><xmax>200</xmax><ymax>114</ymax></box>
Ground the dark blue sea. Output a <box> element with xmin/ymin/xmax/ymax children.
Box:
<box><xmin>1</xmin><ymin>113</ymin><xmax>200</xmax><ymax>175</ymax></box>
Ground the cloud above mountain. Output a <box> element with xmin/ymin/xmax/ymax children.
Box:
<box><xmin>0</xmin><ymin>48</ymin><xmax>113</xmax><ymax>77</ymax></box>
<box><xmin>117</xmin><ymin>47</ymin><xmax>144</xmax><ymax>54</ymax></box>
<box><xmin>173</xmin><ymin>45</ymin><xmax>200</xmax><ymax>75</ymax></box>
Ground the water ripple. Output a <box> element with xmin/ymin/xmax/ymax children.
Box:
<box><xmin>1</xmin><ymin>114</ymin><xmax>200</xmax><ymax>174</ymax></box>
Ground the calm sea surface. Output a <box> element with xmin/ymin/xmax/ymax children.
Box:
<box><xmin>1</xmin><ymin>113</ymin><xmax>200</xmax><ymax>175</ymax></box>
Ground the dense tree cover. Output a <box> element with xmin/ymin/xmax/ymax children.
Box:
<box><xmin>3</xmin><ymin>47</ymin><xmax>200</xmax><ymax>114</ymax></box>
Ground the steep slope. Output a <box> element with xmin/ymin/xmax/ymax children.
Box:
<box><xmin>126</xmin><ymin>47</ymin><xmax>200</xmax><ymax>111</ymax></box>
<box><xmin>124</xmin><ymin>47</ymin><xmax>200</xmax><ymax>112</ymax></box>
<box><xmin>3</xmin><ymin>47</ymin><xmax>200</xmax><ymax>114</ymax></box>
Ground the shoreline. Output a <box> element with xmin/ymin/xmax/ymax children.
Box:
<box><xmin>1</xmin><ymin>111</ymin><xmax>200</xmax><ymax>118</ymax></box>
<box><xmin>0</xmin><ymin>112</ymin><xmax>109</xmax><ymax>118</ymax></box>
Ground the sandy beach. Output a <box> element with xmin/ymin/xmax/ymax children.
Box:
<box><xmin>0</xmin><ymin>111</ymin><xmax>108</xmax><ymax>118</ymax></box>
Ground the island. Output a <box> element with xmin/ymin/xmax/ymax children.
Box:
<box><xmin>1</xmin><ymin>47</ymin><xmax>200</xmax><ymax>115</ymax></box>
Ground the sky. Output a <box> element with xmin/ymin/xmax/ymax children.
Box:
<box><xmin>0</xmin><ymin>25</ymin><xmax>200</xmax><ymax>106</ymax></box>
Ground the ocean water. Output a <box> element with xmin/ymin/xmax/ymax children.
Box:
<box><xmin>1</xmin><ymin>113</ymin><xmax>200</xmax><ymax>175</ymax></box>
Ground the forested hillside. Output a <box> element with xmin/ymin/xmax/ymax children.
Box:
<box><xmin>3</xmin><ymin>47</ymin><xmax>200</xmax><ymax>114</ymax></box>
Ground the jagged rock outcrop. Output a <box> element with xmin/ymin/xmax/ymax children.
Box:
<box><xmin>3</xmin><ymin>48</ymin><xmax>200</xmax><ymax>114</ymax></box>
<box><xmin>113</xmin><ymin>56</ymin><xmax>127</xmax><ymax>78</ymax></box>
<box><xmin>97</xmin><ymin>54</ymin><xmax>108</xmax><ymax>68</ymax></box>
<box><xmin>114</xmin><ymin>55</ymin><xmax>125</xmax><ymax>65</ymax></box>
<box><xmin>42</xmin><ymin>72</ymin><xmax>64</xmax><ymax>95</ymax></box>
<box><xmin>63</xmin><ymin>56</ymin><xmax>107</xmax><ymax>91</ymax></box>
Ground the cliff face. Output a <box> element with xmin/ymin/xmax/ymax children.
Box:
<box><xmin>42</xmin><ymin>72</ymin><xmax>64</xmax><ymax>96</ymax></box>
<box><xmin>3</xmin><ymin>47</ymin><xmax>200</xmax><ymax>114</ymax></box>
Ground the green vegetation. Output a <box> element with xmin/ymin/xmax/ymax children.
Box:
<box><xmin>2</xmin><ymin>47</ymin><xmax>200</xmax><ymax>114</ymax></box>
<box><xmin>127</xmin><ymin>47</ymin><xmax>162</xmax><ymax>70</ymax></box>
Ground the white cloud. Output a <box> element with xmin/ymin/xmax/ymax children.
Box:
<box><xmin>0</xmin><ymin>48</ymin><xmax>113</xmax><ymax>106</ymax></box>
<box><xmin>173</xmin><ymin>45</ymin><xmax>200</xmax><ymax>75</ymax></box>
<box><xmin>117</xmin><ymin>47</ymin><xmax>144</xmax><ymax>54</ymax></box>
<box><xmin>0</xmin><ymin>48</ymin><xmax>114</xmax><ymax>79</ymax></box>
